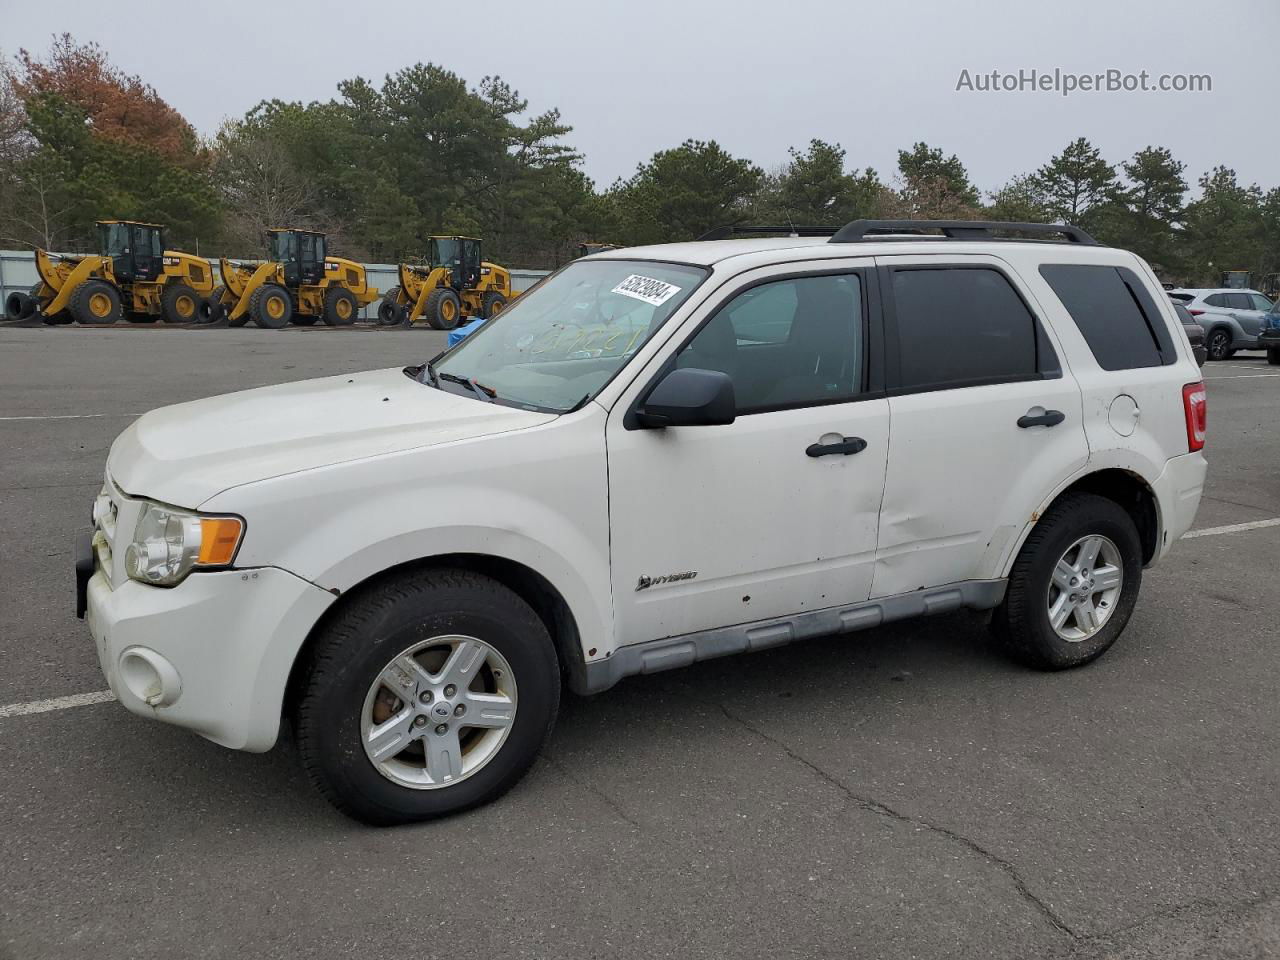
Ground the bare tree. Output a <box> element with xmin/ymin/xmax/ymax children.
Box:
<box><xmin>212</xmin><ymin>120</ymin><xmax>317</xmax><ymax>256</ymax></box>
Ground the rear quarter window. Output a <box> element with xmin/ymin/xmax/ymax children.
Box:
<box><xmin>1039</xmin><ymin>264</ymin><xmax>1176</xmax><ymax>370</ymax></box>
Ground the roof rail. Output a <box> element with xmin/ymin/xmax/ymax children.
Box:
<box><xmin>828</xmin><ymin>219</ymin><xmax>1098</xmax><ymax>245</ymax></box>
<box><xmin>697</xmin><ymin>224</ymin><xmax>839</xmax><ymax>241</ymax></box>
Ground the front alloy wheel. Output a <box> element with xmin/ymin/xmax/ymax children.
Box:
<box><xmin>361</xmin><ymin>635</ymin><xmax>517</xmax><ymax>789</ymax></box>
<box><xmin>295</xmin><ymin>568</ymin><xmax>560</xmax><ymax>825</ymax></box>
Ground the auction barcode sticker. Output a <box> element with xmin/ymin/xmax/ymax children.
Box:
<box><xmin>611</xmin><ymin>275</ymin><xmax>682</xmax><ymax>306</ymax></box>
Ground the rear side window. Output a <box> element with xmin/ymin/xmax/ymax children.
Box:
<box><xmin>1039</xmin><ymin>264</ymin><xmax>1174</xmax><ymax>370</ymax></box>
<box><xmin>1167</xmin><ymin>292</ymin><xmax>1194</xmax><ymax>303</ymax></box>
<box><xmin>1224</xmin><ymin>293</ymin><xmax>1252</xmax><ymax>309</ymax></box>
<box><xmin>889</xmin><ymin>267</ymin><xmax>1051</xmax><ymax>391</ymax></box>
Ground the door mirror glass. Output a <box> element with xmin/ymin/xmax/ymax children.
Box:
<box><xmin>636</xmin><ymin>368</ymin><xmax>736</xmax><ymax>428</ymax></box>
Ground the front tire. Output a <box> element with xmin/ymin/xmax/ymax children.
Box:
<box><xmin>993</xmin><ymin>492</ymin><xmax>1142</xmax><ymax>670</ymax></box>
<box><xmin>295</xmin><ymin>568</ymin><xmax>560</xmax><ymax>825</ymax></box>
<box><xmin>1268</xmin><ymin>348</ymin><xmax>1280</xmax><ymax>366</ymax></box>
<box><xmin>425</xmin><ymin>288</ymin><xmax>462</xmax><ymax>330</ymax></box>
<box><xmin>161</xmin><ymin>282</ymin><xmax>200</xmax><ymax>323</ymax></box>
<box><xmin>69</xmin><ymin>279</ymin><xmax>123</xmax><ymax>325</ymax></box>
<box><xmin>322</xmin><ymin>286</ymin><xmax>358</xmax><ymax>326</ymax></box>
<box><xmin>481</xmin><ymin>291</ymin><xmax>508</xmax><ymax>319</ymax></box>
<box><xmin>250</xmin><ymin>284</ymin><xmax>293</xmax><ymax>329</ymax></box>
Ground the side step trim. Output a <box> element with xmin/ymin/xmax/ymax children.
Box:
<box><xmin>579</xmin><ymin>580</ymin><xmax>1007</xmax><ymax>694</ymax></box>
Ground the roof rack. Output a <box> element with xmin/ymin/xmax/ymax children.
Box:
<box><xmin>828</xmin><ymin>219</ymin><xmax>1098</xmax><ymax>245</ymax></box>
<box><xmin>697</xmin><ymin>224</ymin><xmax>839</xmax><ymax>241</ymax></box>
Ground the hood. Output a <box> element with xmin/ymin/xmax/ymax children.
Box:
<box><xmin>108</xmin><ymin>367</ymin><xmax>556</xmax><ymax>506</ymax></box>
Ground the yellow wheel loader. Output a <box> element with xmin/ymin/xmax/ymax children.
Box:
<box><xmin>5</xmin><ymin>221</ymin><xmax>214</xmax><ymax>325</ymax></box>
<box><xmin>376</xmin><ymin>236</ymin><xmax>515</xmax><ymax>330</ymax></box>
<box><xmin>202</xmin><ymin>229</ymin><xmax>378</xmax><ymax>329</ymax></box>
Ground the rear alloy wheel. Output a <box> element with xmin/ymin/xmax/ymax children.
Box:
<box><xmin>322</xmin><ymin>286</ymin><xmax>358</xmax><ymax>326</ymax></box>
<box><xmin>69</xmin><ymin>279</ymin><xmax>123</xmax><ymax>325</ymax></box>
<box><xmin>1205</xmin><ymin>328</ymin><xmax>1233</xmax><ymax>361</ymax></box>
<box><xmin>161</xmin><ymin>282</ymin><xmax>200</xmax><ymax>324</ymax></box>
<box><xmin>295</xmin><ymin>568</ymin><xmax>560</xmax><ymax>825</ymax></box>
<box><xmin>425</xmin><ymin>288</ymin><xmax>462</xmax><ymax>330</ymax></box>
<box><xmin>993</xmin><ymin>492</ymin><xmax>1142</xmax><ymax>670</ymax></box>
<box><xmin>250</xmin><ymin>284</ymin><xmax>293</xmax><ymax>329</ymax></box>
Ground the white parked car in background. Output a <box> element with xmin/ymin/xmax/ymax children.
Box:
<box><xmin>79</xmin><ymin>220</ymin><xmax>1207</xmax><ymax>824</ymax></box>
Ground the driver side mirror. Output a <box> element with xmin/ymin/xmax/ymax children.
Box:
<box><xmin>635</xmin><ymin>367</ymin><xmax>736</xmax><ymax>428</ymax></box>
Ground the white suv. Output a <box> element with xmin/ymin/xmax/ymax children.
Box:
<box><xmin>78</xmin><ymin>220</ymin><xmax>1208</xmax><ymax>824</ymax></box>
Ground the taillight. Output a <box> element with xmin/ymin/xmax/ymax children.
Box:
<box><xmin>1188</xmin><ymin>308</ymin><xmax>1205</xmax><ymax>316</ymax></box>
<box><xmin>1182</xmin><ymin>382</ymin><xmax>1206</xmax><ymax>452</ymax></box>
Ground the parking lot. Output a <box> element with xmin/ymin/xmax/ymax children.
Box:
<box><xmin>0</xmin><ymin>325</ymin><xmax>1277</xmax><ymax>960</ymax></box>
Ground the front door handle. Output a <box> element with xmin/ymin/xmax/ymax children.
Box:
<box><xmin>1017</xmin><ymin>408</ymin><xmax>1066</xmax><ymax>428</ymax></box>
<box><xmin>806</xmin><ymin>436</ymin><xmax>867</xmax><ymax>457</ymax></box>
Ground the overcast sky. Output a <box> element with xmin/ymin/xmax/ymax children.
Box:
<box><xmin>4</xmin><ymin>0</ymin><xmax>1277</xmax><ymax>197</ymax></box>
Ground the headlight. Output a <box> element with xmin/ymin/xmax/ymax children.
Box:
<box><xmin>124</xmin><ymin>502</ymin><xmax>244</xmax><ymax>587</ymax></box>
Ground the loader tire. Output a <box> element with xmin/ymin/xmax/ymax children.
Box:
<box><xmin>250</xmin><ymin>284</ymin><xmax>293</xmax><ymax>329</ymax></box>
<box><xmin>161</xmin><ymin>282</ymin><xmax>201</xmax><ymax>324</ymax></box>
<box><xmin>198</xmin><ymin>286</ymin><xmax>227</xmax><ymax>323</ymax></box>
<box><xmin>425</xmin><ymin>288</ymin><xmax>462</xmax><ymax>330</ymax></box>
<box><xmin>377</xmin><ymin>287</ymin><xmax>406</xmax><ymax>326</ymax></box>
<box><xmin>70</xmin><ymin>280</ymin><xmax>123</xmax><ymax>325</ymax></box>
<box><xmin>322</xmin><ymin>286</ymin><xmax>358</xmax><ymax>326</ymax></box>
<box><xmin>5</xmin><ymin>291</ymin><xmax>33</xmax><ymax>321</ymax></box>
<box><xmin>481</xmin><ymin>291</ymin><xmax>508</xmax><ymax>319</ymax></box>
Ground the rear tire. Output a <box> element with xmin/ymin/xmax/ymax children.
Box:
<box><xmin>69</xmin><ymin>280</ymin><xmax>123</xmax><ymax>325</ymax></box>
<box><xmin>250</xmin><ymin>284</ymin><xmax>293</xmax><ymax>329</ymax></box>
<box><xmin>992</xmin><ymin>492</ymin><xmax>1142</xmax><ymax>671</ymax></box>
<box><xmin>1205</xmin><ymin>328</ymin><xmax>1233</xmax><ymax>361</ymax></box>
<box><xmin>425</xmin><ymin>288</ymin><xmax>462</xmax><ymax>330</ymax></box>
<box><xmin>322</xmin><ymin>286</ymin><xmax>358</xmax><ymax>326</ymax></box>
<box><xmin>294</xmin><ymin>568</ymin><xmax>560</xmax><ymax>825</ymax></box>
<box><xmin>161</xmin><ymin>282</ymin><xmax>200</xmax><ymax>324</ymax></box>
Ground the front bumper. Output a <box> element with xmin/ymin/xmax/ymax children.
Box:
<box><xmin>1152</xmin><ymin>451</ymin><xmax>1208</xmax><ymax>560</ymax></box>
<box><xmin>86</xmin><ymin>564</ymin><xmax>334</xmax><ymax>751</ymax></box>
<box><xmin>1259</xmin><ymin>329</ymin><xmax>1280</xmax><ymax>350</ymax></box>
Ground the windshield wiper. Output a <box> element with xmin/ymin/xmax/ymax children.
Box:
<box><xmin>438</xmin><ymin>371</ymin><xmax>496</xmax><ymax>402</ymax></box>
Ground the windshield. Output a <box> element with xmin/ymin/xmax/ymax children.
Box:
<box><xmin>433</xmin><ymin>259</ymin><xmax>708</xmax><ymax>412</ymax></box>
<box><xmin>98</xmin><ymin>223</ymin><xmax>131</xmax><ymax>257</ymax></box>
<box><xmin>430</xmin><ymin>237</ymin><xmax>461</xmax><ymax>267</ymax></box>
<box><xmin>269</xmin><ymin>232</ymin><xmax>297</xmax><ymax>262</ymax></box>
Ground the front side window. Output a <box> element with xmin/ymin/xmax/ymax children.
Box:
<box><xmin>892</xmin><ymin>267</ymin><xmax>1044</xmax><ymax>390</ymax></box>
<box><xmin>434</xmin><ymin>259</ymin><xmax>707</xmax><ymax>412</ymax></box>
<box><xmin>1249</xmin><ymin>293</ymin><xmax>1273</xmax><ymax>311</ymax></box>
<box><xmin>676</xmin><ymin>273</ymin><xmax>864</xmax><ymax>411</ymax></box>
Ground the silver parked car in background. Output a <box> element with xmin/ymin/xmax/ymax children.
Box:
<box><xmin>1168</xmin><ymin>288</ymin><xmax>1275</xmax><ymax>361</ymax></box>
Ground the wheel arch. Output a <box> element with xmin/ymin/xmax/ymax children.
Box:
<box><xmin>1002</xmin><ymin>467</ymin><xmax>1161</xmax><ymax>578</ymax></box>
<box><xmin>284</xmin><ymin>552</ymin><xmax>591</xmax><ymax>725</ymax></box>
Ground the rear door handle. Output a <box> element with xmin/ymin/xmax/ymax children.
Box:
<box><xmin>806</xmin><ymin>436</ymin><xmax>867</xmax><ymax>457</ymax></box>
<box><xmin>1017</xmin><ymin>409</ymin><xmax>1066</xmax><ymax>428</ymax></box>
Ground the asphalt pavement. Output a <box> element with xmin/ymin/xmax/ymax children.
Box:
<box><xmin>0</xmin><ymin>327</ymin><xmax>1277</xmax><ymax>960</ymax></box>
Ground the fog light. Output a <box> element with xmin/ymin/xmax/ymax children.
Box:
<box><xmin>118</xmin><ymin>647</ymin><xmax>182</xmax><ymax>707</ymax></box>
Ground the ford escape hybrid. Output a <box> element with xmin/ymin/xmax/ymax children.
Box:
<box><xmin>78</xmin><ymin>220</ymin><xmax>1207</xmax><ymax>824</ymax></box>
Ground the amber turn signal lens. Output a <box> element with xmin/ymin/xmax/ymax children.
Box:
<box><xmin>197</xmin><ymin>517</ymin><xmax>244</xmax><ymax>565</ymax></box>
